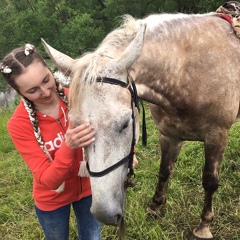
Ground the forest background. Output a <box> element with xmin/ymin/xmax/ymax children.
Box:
<box><xmin>0</xmin><ymin>0</ymin><xmax>224</xmax><ymax>91</ymax></box>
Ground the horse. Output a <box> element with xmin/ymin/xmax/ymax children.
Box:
<box><xmin>41</xmin><ymin>11</ymin><xmax>240</xmax><ymax>239</ymax></box>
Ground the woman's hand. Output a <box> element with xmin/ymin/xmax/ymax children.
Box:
<box><xmin>65</xmin><ymin>119</ymin><xmax>95</xmax><ymax>149</ymax></box>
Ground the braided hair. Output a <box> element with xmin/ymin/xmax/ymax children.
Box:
<box><xmin>0</xmin><ymin>44</ymin><xmax>69</xmax><ymax>161</ymax></box>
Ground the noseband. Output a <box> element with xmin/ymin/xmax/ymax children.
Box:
<box><xmin>86</xmin><ymin>77</ymin><xmax>147</xmax><ymax>182</ymax></box>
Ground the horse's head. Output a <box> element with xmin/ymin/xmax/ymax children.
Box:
<box><xmin>41</xmin><ymin>24</ymin><xmax>146</xmax><ymax>225</ymax></box>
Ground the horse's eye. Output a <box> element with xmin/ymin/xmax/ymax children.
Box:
<box><xmin>120</xmin><ymin>121</ymin><xmax>129</xmax><ymax>132</ymax></box>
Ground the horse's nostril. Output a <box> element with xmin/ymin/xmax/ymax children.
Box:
<box><xmin>115</xmin><ymin>214</ymin><xmax>122</xmax><ymax>225</ymax></box>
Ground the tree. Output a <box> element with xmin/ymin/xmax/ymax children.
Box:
<box><xmin>0</xmin><ymin>0</ymin><xmax>226</xmax><ymax>91</ymax></box>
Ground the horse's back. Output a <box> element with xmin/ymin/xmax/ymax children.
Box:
<box><xmin>133</xmin><ymin>13</ymin><xmax>240</xmax><ymax>141</ymax></box>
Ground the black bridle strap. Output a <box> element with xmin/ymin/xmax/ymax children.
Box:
<box><xmin>96</xmin><ymin>77</ymin><xmax>127</xmax><ymax>88</ymax></box>
<box><xmin>97</xmin><ymin>77</ymin><xmax>147</xmax><ymax>146</ymax></box>
<box><xmin>86</xmin><ymin>77</ymin><xmax>147</xmax><ymax>178</ymax></box>
<box><xmin>86</xmin><ymin>152</ymin><xmax>134</xmax><ymax>177</ymax></box>
<box><xmin>138</xmin><ymin>98</ymin><xmax>147</xmax><ymax>146</ymax></box>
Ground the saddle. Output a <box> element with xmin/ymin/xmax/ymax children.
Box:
<box><xmin>216</xmin><ymin>1</ymin><xmax>240</xmax><ymax>38</ymax></box>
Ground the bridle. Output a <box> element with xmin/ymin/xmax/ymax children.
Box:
<box><xmin>86</xmin><ymin>77</ymin><xmax>147</xmax><ymax>182</ymax></box>
<box><xmin>85</xmin><ymin>76</ymin><xmax>147</xmax><ymax>240</ymax></box>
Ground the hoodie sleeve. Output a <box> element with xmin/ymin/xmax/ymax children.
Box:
<box><xmin>7</xmin><ymin>115</ymin><xmax>77</xmax><ymax>190</ymax></box>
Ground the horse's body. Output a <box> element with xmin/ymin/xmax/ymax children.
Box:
<box><xmin>42</xmin><ymin>12</ymin><xmax>240</xmax><ymax>239</ymax></box>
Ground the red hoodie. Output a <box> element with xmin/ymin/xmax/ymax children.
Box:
<box><xmin>7</xmin><ymin>88</ymin><xmax>91</xmax><ymax>211</ymax></box>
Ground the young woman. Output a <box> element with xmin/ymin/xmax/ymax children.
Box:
<box><xmin>0</xmin><ymin>44</ymin><xmax>101</xmax><ymax>240</ymax></box>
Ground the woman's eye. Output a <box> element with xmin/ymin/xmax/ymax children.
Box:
<box><xmin>43</xmin><ymin>78</ymin><xmax>49</xmax><ymax>83</ymax></box>
<box><xmin>27</xmin><ymin>88</ymin><xmax>37</xmax><ymax>94</ymax></box>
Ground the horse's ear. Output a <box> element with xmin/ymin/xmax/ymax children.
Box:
<box><xmin>114</xmin><ymin>23</ymin><xmax>146</xmax><ymax>70</ymax></box>
<box><xmin>41</xmin><ymin>38</ymin><xmax>74</xmax><ymax>76</ymax></box>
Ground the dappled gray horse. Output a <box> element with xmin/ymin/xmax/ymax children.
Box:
<box><xmin>42</xmin><ymin>11</ymin><xmax>240</xmax><ymax>239</ymax></box>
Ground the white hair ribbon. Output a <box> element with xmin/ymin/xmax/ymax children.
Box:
<box><xmin>24</xmin><ymin>43</ymin><xmax>34</xmax><ymax>56</ymax></box>
<box><xmin>1</xmin><ymin>65</ymin><xmax>12</xmax><ymax>74</ymax></box>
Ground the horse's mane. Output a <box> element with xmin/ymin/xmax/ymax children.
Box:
<box><xmin>69</xmin><ymin>12</ymin><xmax>217</xmax><ymax>111</ymax></box>
<box><xmin>71</xmin><ymin>15</ymin><xmax>140</xmax><ymax>83</ymax></box>
<box><xmin>69</xmin><ymin>14</ymin><xmax>142</xmax><ymax>110</ymax></box>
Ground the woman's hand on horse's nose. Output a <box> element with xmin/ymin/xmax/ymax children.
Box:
<box><xmin>65</xmin><ymin>119</ymin><xmax>95</xmax><ymax>149</ymax></box>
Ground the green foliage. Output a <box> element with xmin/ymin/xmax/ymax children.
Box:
<box><xmin>0</xmin><ymin>0</ymin><xmax>226</xmax><ymax>92</ymax></box>
<box><xmin>0</xmin><ymin>0</ymin><xmax>223</xmax><ymax>58</ymax></box>
<box><xmin>0</xmin><ymin>0</ymin><xmax>224</xmax><ymax>92</ymax></box>
<box><xmin>0</xmin><ymin>77</ymin><xmax>7</xmax><ymax>92</ymax></box>
<box><xmin>0</xmin><ymin>109</ymin><xmax>15</xmax><ymax>153</ymax></box>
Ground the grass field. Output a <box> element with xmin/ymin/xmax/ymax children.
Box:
<box><xmin>1</xmin><ymin>104</ymin><xmax>240</xmax><ymax>239</ymax></box>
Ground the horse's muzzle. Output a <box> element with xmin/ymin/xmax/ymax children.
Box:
<box><xmin>91</xmin><ymin>206</ymin><xmax>123</xmax><ymax>226</ymax></box>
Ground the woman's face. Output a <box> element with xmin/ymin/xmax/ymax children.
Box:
<box><xmin>15</xmin><ymin>61</ymin><xmax>57</xmax><ymax>105</ymax></box>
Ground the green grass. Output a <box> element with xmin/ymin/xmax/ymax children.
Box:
<box><xmin>1</xmin><ymin>105</ymin><xmax>240</xmax><ymax>239</ymax></box>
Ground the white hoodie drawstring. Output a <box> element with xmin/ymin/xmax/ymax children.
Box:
<box><xmin>61</xmin><ymin>107</ymin><xmax>68</xmax><ymax>127</ymax></box>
